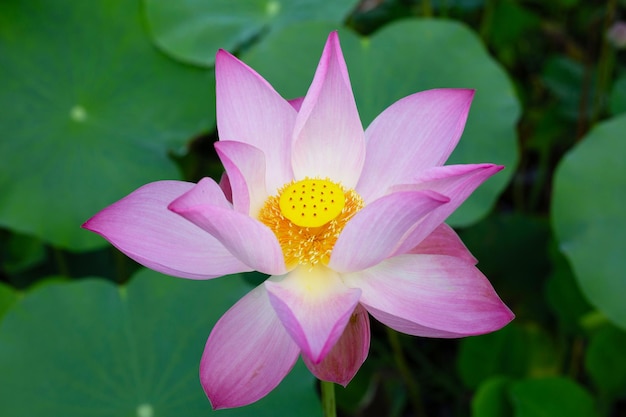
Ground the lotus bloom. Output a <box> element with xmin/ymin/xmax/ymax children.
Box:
<box><xmin>83</xmin><ymin>32</ymin><xmax>513</xmax><ymax>409</ymax></box>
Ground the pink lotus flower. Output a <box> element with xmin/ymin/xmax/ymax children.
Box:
<box><xmin>83</xmin><ymin>32</ymin><xmax>513</xmax><ymax>409</ymax></box>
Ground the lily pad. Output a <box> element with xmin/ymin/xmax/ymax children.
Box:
<box><xmin>0</xmin><ymin>0</ymin><xmax>215</xmax><ymax>251</ymax></box>
<box><xmin>510</xmin><ymin>377</ymin><xmax>597</xmax><ymax>417</ymax></box>
<box><xmin>457</xmin><ymin>323</ymin><xmax>528</xmax><ymax>389</ymax></box>
<box><xmin>243</xmin><ymin>19</ymin><xmax>520</xmax><ymax>226</ymax></box>
<box><xmin>0</xmin><ymin>270</ymin><xmax>319</xmax><ymax>416</ymax></box>
<box><xmin>0</xmin><ymin>231</ymin><xmax>46</xmax><ymax>275</ymax></box>
<box><xmin>144</xmin><ymin>0</ymin><xmax>360</xmax><ymax>67</ymax></box>
<box><xmin>0</xmin><ymin>282</ymin><xmax>18</xmax><ymax>320</ymax></box>
<box><xmin>471</xmin><ymin>377</ymin><xmax>513</xmax><ymax>417</ymax></box>
<box><xmin>552</xmin><ymin>114</ymin><xmax>626</xmax><ymax>330</ymax></box>
<box><xmin>585</xmin><ymin>324</ymin><xmax>626</xmax><ymax>399</ymax></box>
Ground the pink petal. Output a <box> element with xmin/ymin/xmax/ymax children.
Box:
<box><xmin>303</xmin><ymin>304</ymin><xmax>370</xmax><ymax>386</ymax></box>
<box><xmin>82</xmin><ymin>181</ymin><xmax>250</xmax><ymax>279</ymax></box>
<box><xmin>344</xmin><ymin>254</ymin><xmax>514</xmax><ymax>337</ymax></box>
<box><xmin>214</xmin><ymin>140</ymin><xmax>267</xmax><ymax>216</ymax></box>
<box><xmin>409</xmin><ymin>223</ymin><xmax>477</xmax><ymax>265</ymax></box>
<box><xmin>328</xmin><ymin>190</ymin><xmax>449</xmax><ymax>273</ymax></box>
<box><xmin>390</xmin><ymin>163</ymin><xmax>503</xmax><ymax>256</ymax></box>
<box><xmin>215</xmin><ymin>49</ymin><xmax>296</xmax><ymax>194</ymax></box>
<box><xmin>288</xmin><ymin>97</ymin><xmax>304</xmax><ymax>111</ymax></box>
<box><xmin>218</xmin><ymin>172</ymin><xmax>232</xmax><ymax>203</ymax></box>
<box><xmin>291</xmin><ymin>32</ymin><xmax>365</xmax><ymax>188</ymax></box>
<box><xmin>357</xmin><ymin>89</ymin><xmax>475</xmax><ymax>202</ymax></box>
<box><xmin>200</xmin><ymin>284</ymin><xmax>300</xmax><ymax>409</ymax></box>
<box><xmin>264</xmin><ymin>266</ymin><xmax>362</xmax><ymax>363</ymax></box>
<box><xmin>168</xmin><ymin>178</ymin><xmax>286</xmax><ymax>275</ymax></box>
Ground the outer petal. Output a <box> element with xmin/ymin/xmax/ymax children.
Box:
<box><xmin>390</xmin><ymin>163</ymin><xmax>503</xmax><ymax>256</ymax></box>
<box><xmin>214</xmin><ymin>141</ymin><xmax>267</xmax><ymax>216</ymax></box>
<box><xmin>215</xmin><ymin>49</ymin><xmax>295</xmax><ymax>194</ymax></box>
<box><xmin>264</xmin><ymin>266</ymin><xmax>362</xmax><ymax>363</ymax></box>
<box><xmin>200</xmin><ymin>284</ymin><xmax>300</xmax><ymax>409</ymax></box>
<box><xmin>344</xmin><ymin>254</ymin><xmax>514</xmax><ymax>337</ymax></box>
<box><xmin>291</xmin><ymin>32</ymin><xmax>365</xmax><ymax>188</ymax></box>
<box><xmin>409</xmin><ymin>223</ymin><xmax>477</xmax><ymax>265</ymax></box>
<box><xmin>303</xmin><ymin>304</ymin><xmax>370</xmax><ymax>386</ymax></box>
<box><xmin>357</xmin><ymin>89</ymin><xmax>475</xmax><ymax>202</ymax></box>
<box><xmin>168</xmin><ymin>178</ymin><xmax>286</xmax><ymax>275</ymax></box>
<box><xmin>82</xmin><ymin>181</ymin><xmax>250</xmax><ymax>279</ymax></box>
<box><xmin>329</xmin><ymin>190</ymin><xmax>449</xmax><ymax>273</ymax></box>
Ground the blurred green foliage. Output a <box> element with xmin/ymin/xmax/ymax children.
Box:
<box><xmin>1</xmin><ymin>0</ymin><xmax>625</xmax><ymax>416</ymax></box>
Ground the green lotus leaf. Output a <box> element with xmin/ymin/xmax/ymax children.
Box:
<box><xmin>585</xmin><ymin>324</ymin><xmax>626</xmax><ymax>399</ymax></box>
<box><xmin>144</xmin><ymin>0</ymin><xmax>360</xmax><ymax>66</ymax></box>
<box><xmin>0</xmin><ymin>0</ymin><xmax>215</xmax><ymax>251</ymax></box>
<box><xmin>510</xmin><ymin>377</ymin><xmax>597</xmax><ymax>417</ymax></box>
<box><xmin>552</xmin><ymin>114</ymin><xmax>626</xmax><ymax>329</ymax></box>
<box><xmin>0</xmin><ymin>269</ymin><xmax>319</xmax><ymax>416</ymax></box>
<box><xmin>0</xmin><ymin>282</ymin><xmax>18</xmax><ymax>320</ymax></box>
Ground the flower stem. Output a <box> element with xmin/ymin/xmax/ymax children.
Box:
<box><xmin>420</xmin><ymin>0</ymin><xmax>433</xmax><ymax>17</ymax></box>
<box><xmin>591</xmin><ymin>0</ymin><xmax>617</xmax><ymax>125</ymax></box>
<box><xmin>320</xmin><ymin>380</ymin><xmax>337</xmax><ymax>417</ymax></box>
<box><xmin>387</xmin><ymin>327</ymin><xmax>426</xmax><ymax>417</ymax></box>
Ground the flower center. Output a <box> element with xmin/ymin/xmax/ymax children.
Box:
<box><xmin>279</xmin><ymin>179</ymin><xmax>345</xmax><ymax>228</ymax></box>
<box><xmin>259</xmin><ymin>178</ymin><xmax>363</xmax><ymax>268</ymax></box>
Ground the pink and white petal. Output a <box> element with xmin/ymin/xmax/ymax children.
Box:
<box><xmin>329</xmin><ymin>190</ymin><xmax>449</xmax><ymax>273</ymax></box>
<box><xmin>408</xmin><ymin>223</ymin><xmax>477</xmax><ymax>265</ymax></box>
<box><xmin>389</xmin><ymin>163</ymin><xmax>503</xmax><ymax>256</ymax></box>
<box><xmin>343</xmin><ymin>254</ymin><xmax>514</xmax><ymax>337</ymax></box>
<box><xmin>168</xmin><ymin>178</ymin><xmax>286</xmax><ymax>275</ymax></box>
<box><xmin>82</xmin><ymin>181</ymin><xmax>250</xmax><ymax>279</ymax></box>
<box><xmin>264</xmin><ymin>266</ymin><xmax>362</xmax><ymax>363</ymax></box>
<box><xmin>357</xmin><ymin>89</ymin><xmax>475</xmax><ymax>202</ymax></box>
<box><xmin>215</xmin><ymin>49</ymin><xmax>295</xmax><ymax>193</ymax></box>
<box><xmin>200</xmin><ymin>284</ymin><xmax>300</xmax><ymax>409</ymax></box>
<box><xmin>215</xmin><ymin>141</ymin><xmax>267</xmax><ymax>216</ymax></box>
<box><xmin>303</xmin><ymin>304</ymin><xmax>370</xmax><ymax>386</ymax></box>
<box><xmin>291</xmin><ymin>32</ymin><xmax>365</xmax><ymax>188</ymax></box>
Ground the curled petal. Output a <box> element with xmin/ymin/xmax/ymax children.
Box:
<box><xmin>168</xmin><ymin>178</ymin><xmax>286</xmax><ymax>275</ymax></box>
<box><xmin>265</xmin><ymin>266</ymin><xmax>361</xmax><ymax>363</ymax></box>
<box><xmin>409</xmin><ymin>223</ymin><xmax>477</xmax><ymax>265</ymax></box>
<box><xmin>292</xmin><ymin>32</ymin><xmax>365</xmax><ymax>188</ymax></box>
<box><xmin>200</xmin><ymin>285</ymin><xmax>300</xmax><ymax>409</ymax></box>
<box><xmin>215</xmin><ymin>141</ymin><xmax>267</xmax><ymax>216</ymax></box>
<box><xmin>303</xmin><ymin>304</ymin><xmax>370</xmax><ymax>386</ymax></box>
<box><xmin>344</xmin><ymin>254</ymin><xmax>514</xmax><ymax>337</ymax></box>
<box><xmin>215</xmin><ymin>49</ymin><xmax>295</xmax><ymax>194</ymax></box>
<box><xmin>82</xmin><ymin>181</ymin><xmax>249</xmax><ymax>279</ymax></box>
<box><xmin>390</xmin><ymin>163</ymin><xmax>503</xmax><ymax>256</ymax></box>
<box><xmin>329</xmin><ymin>190</ymin><xmax>449</xmax><ymax>273</ymax></box>
<box><xmin>358</xmin><ymin>88</ymin><xmax>475</xmax><ymax>202</ymax></box>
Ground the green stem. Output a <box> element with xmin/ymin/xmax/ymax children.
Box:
<box><xmin>386</xmin><ymin>327</ymin><xmax>426</xmax><ymax>417</ymax></box>
<box><xmin>479</xmin><ymin>0</ymin><xmax>497</xmax><ymax>41</ymax></box>
<box><xmin>113</xmin><ymin>247</ymin><xmax>129</xmax><ymax>283</ymax></box>
<box><xmin>591</xmin><ymin>0</ymin><xmax>617</xmax><ymax>125</ymax></box>
<box><xmin>320</xmin><ymin>380</ymin><xmax>336</xmax><ymax>417</ymax></box>
<box><xmin>421</xmin><ymin>0</ymin><xmax>433</xmax><ymax>17</ymax></box>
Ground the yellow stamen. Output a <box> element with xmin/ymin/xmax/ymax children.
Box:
<box><xmin>259</xmin><ymin>178</ymin><xmax>363</xmax><ymax>268</ymax></box>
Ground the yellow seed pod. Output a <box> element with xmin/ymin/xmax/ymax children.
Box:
<box><xmin>278</xmin><ymin>179</ymin><xmax>346</xmax><ymax>228</ymax></box>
